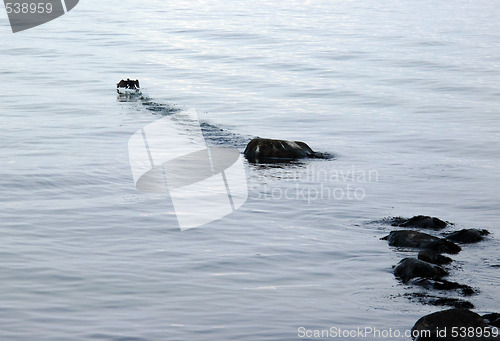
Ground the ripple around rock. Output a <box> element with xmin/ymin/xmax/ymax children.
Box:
<box><xmin>382</xmin><ymin>230</ymin><xmax>462</xmax><ymax>254</ymax></box>
<box><xmin>412</xmin><ymin>309</ymin><xmax>490</xmax><ymax>341</ymax></box>
<box><xmin>394</xmin><ymin>258</ymin><xmax>448</xmax><ymax>283</ymax></box>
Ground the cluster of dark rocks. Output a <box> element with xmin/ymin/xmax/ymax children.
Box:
<box><xmin>241</xmin><ymin>138</ymin><xmax>499</xmax><ymax>340</ymax></box>
<box><xmin>381</xmin><ymin>215</ymin><xmax>498</xmax><ymax>340</ymax></box>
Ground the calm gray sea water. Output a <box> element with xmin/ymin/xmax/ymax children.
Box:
<box><xmin>1</xmin><ymin>0</ymin><xmax>500</xmax><ymax>340</ymax></box>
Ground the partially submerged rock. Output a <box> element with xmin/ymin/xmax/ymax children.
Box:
<box><xmin>382</xmin><ymin>230</ymin><xmax>462</xmax><ymax>254</ymax></box>
<box><xmin>409</xmin><ymin>278</ymin><xmax>476</xmax><ymax>296</ymax></box>
<box><xmin>394</xmin><ymin>258</ymin><xmax>448</xmax><ymax>283</ymax></box>
<box><xmin>412</xmin><ymin>309</ymin><xmax>489</xmax><ymax>341</ymax></box>
<box><xmin>244</xmin><ymin>138</ymin><xmax>324</xmax><ymax>162</ymax></box>
<box><xmin>445</xmin><ymin>229</ymin><xmax>490</xmax><ymax>244</ymax></box>
<box><xmin>483</xmin><ymin>313</ymin><xmax>500</xmax><ymax>328</ymax></box>
<box><xmin>391</xmin><ymin>215</ymin><xmax>449</xmax><ymax>230</ymax></box>
<box><xmin>429</xmin><ymin>297</ymin><xmax>474</xmax><ymax>310</ymax></box>
<box><xmin>405</xmin><ymin>293</ymin><xmax>474</xmax><ymax>309</ymax></box>
<box><xmin>418</xmin><ymin>249</ymin><xmax>453</xmax><ymax>265</ymax></box>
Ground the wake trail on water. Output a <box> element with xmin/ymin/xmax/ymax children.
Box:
<box><xmin>129</xmin><ymin>95</ymin><xmax>260</xmax><ymax>150</ymax></box>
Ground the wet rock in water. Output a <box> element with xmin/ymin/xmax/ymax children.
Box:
<box><xmin>382</xmin><ymin>230</ymin><xmax>462</xmax><ymax>254</ymax></box>
<box><xmin>406</xmin><ymin>293</ymin><xmax>474</xmax><ymax>309</ymax></box>
<box><xmin>444</xmin><ymin>229</ymin><xmax>490</xmax><ymax>244</ymax></box>
<box><xmin>394</xmin><ymin>258</ymin><xmax>448</xmax><ymax>283</ymax></box>
<box><xmin>244</xmin><ymin>138</ymin><xmax>323</xmax><ymax>162</ymax></box>
<box><xmin>430</xmin><ymin>297</ymin><xmax>474</xmax><ymax>310</ymax></box>
<box><xmin>483</xmin><ymin>313</ymin><xmax>500</xmax><ymax>328</ymax></box>
<box><xmin>391</xmin><ymin>215</ymin><xmax>449</xmax><ymax>230</ymax></box>
<box><xmin>418</xmin><ymin>249</ymin><xmax>453</xmax><ymax>265</ymax></box>
<box><xmin>409</xmin><ymin>278</ymin><xmax>476</xmax><ymax>296</ymax></box>
<box><xmin>412</xmin><ymin>309</ymin><xmax>489</xmax><ymax>341</ymax></box>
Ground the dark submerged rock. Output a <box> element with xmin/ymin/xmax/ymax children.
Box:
<box><xmin>382</xmin><ymin>230</ymin><xmax>462</xmax><ymax>254</ymax></box>
<box><xmin>244</xmin><ymin>138</ymin><xmax>325</xmax><ymax>162</ymax></box>
<box><xmin>483</xmin><ymin>313</ymin><xmax>500</xmax><ymax>328</ymax></box>
<box><xmin>406</xmin><ymin>293</ymin><xmax>474</xmax><ymax>309</ymax></box>
<box><xmin>412</xmin><ymin>309</ymin><xmax>489</xmax><ymax>341</ymax></box>
<box><xmin>444</xmin><ymin>229</ymin><xmax>490</xmax><ymax>244</ymax></box>
<box><xmin>391</xmin><ymin>215</ymin><xmax>449</xmax><ymax>230</ymax></box>
<box><xmin>429</xmin><ymin>298</ymin><xmax>474</xmax><ymax>310</ymax></box>
<box><xmin>409</xmin><ymin>278</ymin><xmax>476</xmax><ymax>296</ymax></box>
<box><xmin>394</xmin><ymin>258</ymin><xmax>448</xmax><ymax>283</ymax></box>
<box><xmin>418</xmin><ymin>249</ymin><xmax>453</xmax><ymax>265</ymax></box>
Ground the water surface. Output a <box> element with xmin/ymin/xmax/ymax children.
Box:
<box><xmin>1</xmin><ymin>1</ymin><xmax>500</xmax><ymax>340</ymax></box>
